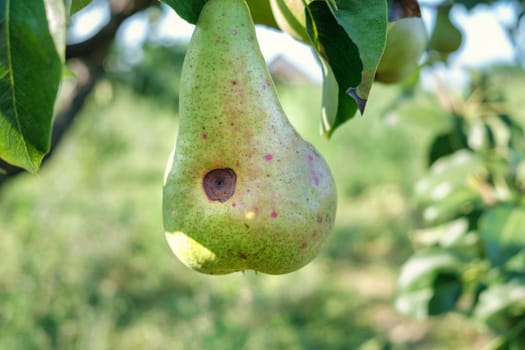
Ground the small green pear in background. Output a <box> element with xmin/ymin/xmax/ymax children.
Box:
<box><xmin>269</xmin><ymin>0</ymin><xmax>310</xmax><ymax>43</ymax></box>
<box><xmin>375</xmin><ymin>17</ymin><xmax>428</xmax><ymax>84</ymax></box>
<box><xmin>163</xmin><ymin>0</ymin><xmax>337</xmax><ymax>275</ymax></box>
<box><xmin>428</xmin><ymin>4</ymin><xmax>463</xmax><ymax>61</ymax></box>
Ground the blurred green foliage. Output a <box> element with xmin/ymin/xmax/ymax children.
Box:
<box><xmin>3</xmin><ymin>44</ymin><xmax>523</xmax><ymax>349</ymax></box>
<box><xmin>394</xmin><ymin>68</ymin><xmax>525</xmax><ymax>349</ymax></box>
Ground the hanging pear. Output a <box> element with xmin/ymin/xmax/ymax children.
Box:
<box><xmin>375</xmin><ymin>17</ymin><xmax>428</xmax><ymax>84</ymax></box>
<box><xmin>163</xmin><ymin>0</ymin><xmax>337</xmax><ymax>275</ymax></box>
<box><xmin>428</xmin><ymin>4</ymin><xmax>463</xmax><ymax>59</ymax></box>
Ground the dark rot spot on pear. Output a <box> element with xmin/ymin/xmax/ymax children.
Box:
<box><xmin>300</xmin><ymin>242</ymin><xmax>308</xmax><ymax>249</ymax></box>
<box><xmin>203</xmin><ymin>168</ymin><xmax>236</xmax><ymax>202</ymax></box>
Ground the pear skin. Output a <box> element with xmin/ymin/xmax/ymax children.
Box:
<box><xmin>375</xmin><ymin>17</ymin><xmax>428</xmax><ymax>84</ymax></box>
<box><xmin>428</xmin><ymin>4</ymin><xmax>463</xmax><ymax>58</ymax></box>
<box><xmin>163</xmin><ymin>0</ymin><xmax>337</xmax><ymax>275</ymax></box>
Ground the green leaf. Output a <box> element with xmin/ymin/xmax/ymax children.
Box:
<box><xmin>70</xmin><ymin>0</ymin><xmax>92</xmax><ymax>15</ymax></box>
<box><xmin>397</xmin><ymin>250</ymin><xmax>462</xmax><ymax>292</ymax></box>
<box><xmin>396</xmin><ymin>250</ymin><xmax>464</xmax><ymax>318</ymax></box>
<box><xmin>479</xmin><ymin>204</ymin><xmax>525</xmax><ymax>267</ymax></box>
<box><xmin>474</xmin><ymin>281</ymin><xmax>525</xmax><ymax>333</ymax></box>
<box><xmin>0</xmin><ymin>0</ymin><xmax>62</xmax><ymax>173</ymax></box>
<box><xmin>395</xmin><ymin>289</ymin><xmax>433</xmax><ymax>319</ymax></box>
<box><xmin>415</xmin><ymin>150</ymin><xmax>484</xmax><ymax>202</ymax></box>
<box><xmin>306</xmin><ymin>0</ymin><xmax>362</xmax><ymax>137</ymax></box>
<box><xmin>428</xmin><ymin>123</ymin><xmax>468</xmax><ymax>166</ymax></box>
<box><xmin>317</xmin><ymin>53</ymin><xmax>357</xmax><ymax>138</ymax></box>
<box><xmin>415</xmin><ymin>150</ymin><xmax>485</xmax><ymax>223</ymax></box>
<box><xmin>325</xmin><ymin>0</ymin><xmax>387</xmax><ymax>111</ymax></box>
<box><xmin>44</xmin><ymin>0</ymin><xmax>67</xmax><ymax>61</ymax></box>
<box><xmin>413</xmin><ymin>218</ymin><xmax>470</xmax><ymax>248</ymax></box>
<box><xmin>428</xmin><ymin>272</ymin><xmax>463</xmax><ymax>315</ymax></box>
<box><xmin>161</xmin><ymin>0</ymin><xmax>206</xmax><ymax>24</ymax></box>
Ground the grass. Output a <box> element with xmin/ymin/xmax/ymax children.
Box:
<box><xmin>0</xmin><ymin>76</ymin><xmax>493</xmax><ymax>349</ymax></box>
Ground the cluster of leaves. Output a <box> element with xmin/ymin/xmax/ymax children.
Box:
<box><xmin>0</xmin><ymin>0</ymin><xmax>91</xmax><ymax>174</ymax></box>
<box><xmin>396</xmin><ymin>72</ymin><xmax>525</xmax><ymax>349</ymax></box>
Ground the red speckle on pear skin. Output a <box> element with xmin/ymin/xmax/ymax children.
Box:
<box><xmin>317</xmin><ymin>215</ymin><xmax>323</xmax><ymax>224</ymax></box>
<box><xmin>307</xmin><ymin>154</ymin><xmax>321</xmax><ymax>185</ymax></box>
<box><xmin>310</xmin><ymin>171</ymin><xmax>320</xmax><ymax>186</ymax></box>
<box><xmin>232</xmin><ymin>202</ymin><xmax>237</xmax><ymax>207</ymax></box>
<box><xmin>270</xmin><ymin>210</ymin><xmax>278</xmax><ymax>218</ymax></box>
<box><xmin>202</xmin><ymin>133</ymin><xmax>208</xmax><ymax>140</ymax></box>
<box><xmin>300</xmin><ymin>242</ymin><xmax>308</xmax><ymax>249</ymax></box>
<box><xmin>264</xmin><ymin>153</ymin><xmax>273</xmax><ymax>161</ymax></box>
<box><xmin>261</xmin><ymin>79</ymin><xmax>270</xmax><ymax>90</ymax></box>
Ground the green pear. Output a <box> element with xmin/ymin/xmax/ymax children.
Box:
<box><xmin>428</xmin><ymin>4</ymin><xmax>463</xmax><ymax>59</ymax></box>
<box><xmin>375</xmin><ymin>17</ymin><xmax>428</xmax><ymax>84</ymax></box>
<box><xmin>269</xmin><ymin>0</ymin><xmax>310</xmax><ymax>42</ymax></box>
<box><xmin>163</xmin><ymin>0</ymin><xmax>337</xmax><ymax>275</ymax></box>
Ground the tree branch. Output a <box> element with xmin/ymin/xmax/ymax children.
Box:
<box><xmin>0</xmin><ymin>0</ymin><xmax>156</xmax><ymax>188</ymax></box>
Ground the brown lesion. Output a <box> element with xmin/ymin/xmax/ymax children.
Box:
<box><xmin>203</xmin><ymin>168</ymin><xmax>236</xmax><ymax>202</ymax></box>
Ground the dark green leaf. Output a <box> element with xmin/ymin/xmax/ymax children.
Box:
<box><xmin>0</xmin><ymin>0</ymin><xmax>62</xmax><ymax>173</ymax></box>
<box><xmin>428</xmin><ymin>272</ymin><xmax>463</xmax><ymax>315</ymax></box>
<box><xmin>479</xmin><ymin>204</ymin><xmax>525</xmax><ymax>267</ymax></box>
<box><xmin>306</xmin><ymin>0</ymin><xmax>361</xmax><ymax>137</ymax></box>
<box><xmin>428</xmin><ymin>119</ymin><xmax>470</xmax><ymax>166</ymax></box>
<box><xmin>326</xmin><ymin>0</ymin><xmax>387</xmax><ymax>112</ymax></box>
<box><xmin>70</xmin><ymin>0</ymin><xmax>92</xmax><ymax>15</ymax></box>
<box><xmin>161</xmin><ymin>0</ymin><xmax>206</xmax><ymax>24</ymax></box>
